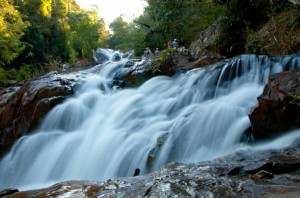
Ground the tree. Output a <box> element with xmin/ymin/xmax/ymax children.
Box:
<box><xmin>135</xmin><ymin>0</ymin><xmax>225</xmax><ymax>49</ymax></box>
<box><xmin>106</xmin><ymin>17</ymin><xmax>148</xmax><ymax>55</ymax></box>
<box><xmin>107</xmin><ymin>17</ymin><xmax>129</xmax><ymax>49</ymax></box>
<box><xmin>0</xmin><ymin>0</ymin><xmax>29</xmax><ymax>67</ymax></box>
<box><xmin>69</xmin><ymin>10</ymin><xmax>105</xmax><ymax>60</ymax></box>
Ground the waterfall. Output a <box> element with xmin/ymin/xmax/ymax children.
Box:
<box><xmin>0</xmin><ymin>53</ymin><xmax>300</xmax><ymax>191</ymax></box>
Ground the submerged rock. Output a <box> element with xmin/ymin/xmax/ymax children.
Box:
<box><xmin>249</xmin><ymin>68</ymin><xmax>300</xmax><ymax>140</ymax></box>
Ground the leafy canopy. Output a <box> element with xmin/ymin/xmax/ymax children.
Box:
<box><xmin>0</xmin><ymin>0</ymin><xmax>29</xmax><ymax>66</ymax></box>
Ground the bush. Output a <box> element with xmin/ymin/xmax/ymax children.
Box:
<box><xmin>17</xmin><ymin>64</ymin><xmax>40</xmax><ymax>80</ymax></box>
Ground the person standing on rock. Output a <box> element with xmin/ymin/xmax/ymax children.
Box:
<box><xmin>144</xmin><ymin>47</ymin><xmax>153</xmax><ymax>59</ymax></box>
<box><xmin>154</xmin><ymin>48</ymin><xmax>159</xmax><ymax>57</ymax></box>
<box><xmin>172</xmin><ymin>39</ymin><xmax>178</xmax><ymax>48</ymax></box>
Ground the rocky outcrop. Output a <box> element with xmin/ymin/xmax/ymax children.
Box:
<box><xmin>177</xmin><ymin>55</ymin><xmax>226</xmax><ymax>72</ymax></box>
<box><xmin>0</xmin><ymin>71</ymin><xmax>80</xmax><ymax>157</ymax></box>
<box><xmin>120</xmin><ymin>59</ymin><xmax>155</xmax><ymax>87</ymax></box>
<box><xmin>189</xmin><ymin>19</ymin><xmax>223</xmax><ymax>58</ymax></box>
<box><xmin>7</xmin><ymin>142</ymin><xmax>300</xmax><ymax>197</ymax></box>
<box><xmin>249</xmin><ymin>68</ymin><xmax>300</xmax><ymax>140</ymax></box>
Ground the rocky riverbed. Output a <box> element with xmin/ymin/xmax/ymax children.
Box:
<box><xmin>2</xmin><ymin>141</ymin><xmax>300</xmax><ymax>197</ymax></box>
<box><xmin>1</xmin><ymin>53</ymin><xmax>300</xmax><ymax>197</ymax></box>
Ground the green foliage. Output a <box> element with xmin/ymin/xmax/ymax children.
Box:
<box><xmin>145</xmin><ymin>48</ymin><xmax>177</xmax><ymax>76</ymax></box>
<box><xmin>0</xmin><ymin>0</ymin><xmax>108</xmax><ymax>83</ymax></box>
<box><xmin>0</xmin><ymin>0</ymin><xmax>295</xmax><ymax>84</ymax></box>
<box><xmin>69</xmin><ymin>10</ymin><xmax>104</xmax><ymax>59</ymax></box>
<box><xmin>245</xmin><ymin>6</ymin><xmax>300</xmax><ymax>56</ymax></box>
<box><xmin>0</xmin><ymin>67</ymin><xmax>19</xmax><ymax>87</ymax></box>
<box><xmin>39</xmin><ymin>0</ymin><xmax>52</xmax><ymax>17</ymax></box>
<box><xmin>17</xmin><ymin>64</ymin><xmax>40</xmax><ymax>80</ymax></box>
<box><xmin>245</xmin><ymin>28</ymin><xmax>260</xmax><ymax>54</ymax></box>
<box><xmin>105</xmin><ymin>0</ymin><xmax>225</xmax><ymax>56</ymax></box>
<box><xmin>107</xmin><ymin>17</ymin><xmax>148</xmax><ymax>55</ymax></box>
<box><xmin>0</xmin><ymin>67</ymin><xmax>7</xmax><ymax>80</ymax></box>
<box><xmin>0</xmin><ymin>0</ymin><xmax>29</xmax><ymax>67</ymax></box>
<box><xmin>132</xmin><ymin>0</ymin><xmax>225</xmax><ymax>50</ymax></box>
<box><xmin>290</xmin><ymin>95</ymin><xmax>300</xmax><ymax>106</ymax></box>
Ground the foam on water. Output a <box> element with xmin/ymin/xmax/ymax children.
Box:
<box><xmin>0</xmin><ymin>53</ymin><xmax>300</xmax><ymax>190</ymax></box>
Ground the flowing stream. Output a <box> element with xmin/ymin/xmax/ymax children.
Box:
<box><xmin>1</xmin><ymin>52</ymin><xmax>300</xmax><ymax>190</ymax></box>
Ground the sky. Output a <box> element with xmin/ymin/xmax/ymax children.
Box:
<box><xmin>75</xmin><ymin>0</ymin><xmax>147</xmax><ymax>27</ymax></box>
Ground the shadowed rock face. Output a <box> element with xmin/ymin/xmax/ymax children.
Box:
<box><xmin>0</xmin><ymin>71</ymin><xmax>79</xmax><ymax>157</ymax></box>
<box><xmin>6</xmin><ymin>143</ymin><xmax>300</xmax><ymax>197</ymax></box>
<box><xmin>249</xmin><ymin>68</ymin><xmax>300</xmax><ymax>140</ymax></box>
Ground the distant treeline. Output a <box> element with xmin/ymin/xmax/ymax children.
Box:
<box><xmin>0</xmin><ymin>0</ymin><xmax>298</xmax><ymax>83</ymax></box>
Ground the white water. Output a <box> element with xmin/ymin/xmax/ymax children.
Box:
<box><xmin>1</xmin><ymin>53</ymin><xmax>300</xmax><ymax>191</ymax></box>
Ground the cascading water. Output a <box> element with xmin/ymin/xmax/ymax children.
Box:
<box><xmin>1</xmin><ymin>52</ymin><xmax>300</xmax><ymax>191</ymax></box>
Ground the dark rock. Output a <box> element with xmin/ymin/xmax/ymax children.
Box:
<box><xmin>0</xmin><ymin>72</ymin><xmax>79</xmax><ymax>157</ymax></box>
<box><xmin>121</xmin><ymin>60</ymin><xmax>154</xmax><ymax>87</ymax></box>
<box><xmin>8</xmin><ymin>145</ymin><xmax>300</xmax><ymax>197</ymax></box>
<box><xmin>134</xmin><ymin>168</ymin><xmax>140</xmax><ymax>177</ymax></box>
<box><xmin>189</xmin><ymin>19</ymin><xmax>223</xmax><ymax>58</ymax></box>
<box><xmin>249</xmin><ymin>68</ymin><xmax>300</xmax><ymax>140</ymax></box>
<box><xmin>0</xmin><ymin>188</ymin><xmax>19</xmax><ymax>196</ymax></box>
<box><xmin>177</xmin><ymin>55</ymin><xmax>226</xmax><ymax>71</ymax></box>
<box><xmin>146</xmin><ymin>132</ymin><xmax>169</xmax><ymax>172</ymax></box>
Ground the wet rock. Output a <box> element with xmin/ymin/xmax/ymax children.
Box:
<box><xmin>146</xmin><ymin>132</ymin><xmax>169</xmax><ymax>172</ymax></box>
<box><xmin>0</xmin><ymin>72</ymin><xmax>80</xmax><ymax>157</ymax></box>
<box><xmin>9</xmin><ymin>144</ymin><xmax>300</xmax><ymax>197</ymax></box>
<box><xmin>177</xmin><ymin>55</ymin><xmax>226</xmax><ymax>71</ymax></box>
<box><xmin>250</xmin><ymin>170</ymin><xmax>274</xmax><ymax>180</ymax></box>
<box><xmin>121</xmin><ymin>60</ymin><xmax>153</xmax><ymax>87</ymax></box>
<box><xmin>134</xmin><ymin>168</ymin><xmax>140</xmax><ymax>177</ymax></box>
<box><xmin>0</xmin><ymin>188</ymin><xmax>19</xmax><ymax>196</ymax></box>
<box><xmin>249</xmin><ymin>68</ymin><xmax>300</xmax><ymax>140</ymax></box>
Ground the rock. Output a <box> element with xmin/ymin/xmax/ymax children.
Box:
<box><xmin>250</xmin><ymin>170</ymin><xmax>274</xmax><ymax>180</ymax></box>
<box><xmin>146</xmin><ymin>132</ymin><xmax>169</xmax><ymax>172</ymax></box>
<box><xmin>249</xmin><ymin>68</ymin><xmax>300</xmax><ymax>140</ymax></box>
<box><xmin>288</xmin><ymin>0</ymin><xmax>300</xmax><ymax>5</ymax></box>
<box><xmin>8</xmin><ymin>145</ymin><xmax>300</xmax><ymax>197</ymax></box>
<box><xmin>177</xmin><ymin>55</ymin><xmax>226</xmax><ymax>71</ymax></box>
<box><xmin>0</xmin><ymin>188</ymin><xmax>19</xmax><ymax>196</ymax></box>
<box><xmin>0</xmin><ymin>72</ymin><xmax>79</xmax><ymax>157</ymax></box>
<box><xmin>121</xmin><ymin>59</ymin><xmax>154</xmax><ymax>87</ymax></box>
<box><xmin>134</xmin><ymin>168</ymin><xmax>140</xmax><ymax>176</ymax></box>
<box><xmin>189</xmin><ymin>19</ymin><xmax>223</xmax><ymax>58</ymax></box>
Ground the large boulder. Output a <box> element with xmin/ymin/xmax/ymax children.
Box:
<box><xmin>249</xmin><ymin>68</ymin><xmax>300</xmax><ymax>140</ymax></box>
<box><xmin>0</xmin><ymin>71</ymin><xmax>79</xmax><ymax>157</ymax></box>
<box><xmin>189</xmin><ymin>19</ymin><xmax>223</xmax><ymax>58</ymax></box>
